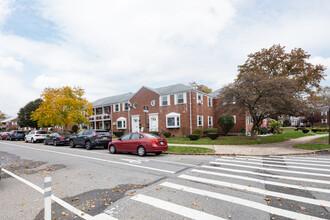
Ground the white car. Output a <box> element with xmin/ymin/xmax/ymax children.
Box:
<box><xmin>25</xmin><ymin>130</ymin><xmax>49</xmax><ymax>143</ymax></box>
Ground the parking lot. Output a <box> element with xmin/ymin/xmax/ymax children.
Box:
<box><xmin>1</xmin><ymin>140</ymin><xmax>330</xmax><ymax>219</ymax></box>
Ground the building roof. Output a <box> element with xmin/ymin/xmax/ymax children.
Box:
<box><xmin>155</xmin><ymin>84</ymin><xmax>192</xmax><ymax>95</ymax></box>
<box><xmin>93</xmin><ymin>92</ymin><xmax>135</xmax><ymax>107</ymax></box>
<box><xmin>1</xmin><ymin>116</ymin><xmax>17</xmax><ymax>123</ymax></box>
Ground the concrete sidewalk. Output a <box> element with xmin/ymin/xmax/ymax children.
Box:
<box><xmin>168</xmin><ymin>134</ymin><xmax>329</xmax><ymax>156</ymax></box>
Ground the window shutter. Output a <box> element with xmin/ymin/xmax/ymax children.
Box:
<box><xmin>168</xmin><ymin>95</ymin><xmax>171</xmax><ymax>106</ymax></box>
<box><xmin>174</xmin><ymin>94</ymin><xmax>177</xmax><ymax>105</ymax></box>
<box><xmin>183</xmin><ymin>92</ymin><xmax>187</xmax><ymax>104</ymax></box>
<box><xmin>159</xmin><ymin>96</ymin><xmax>162</xmax><ymax>106</ymax></box>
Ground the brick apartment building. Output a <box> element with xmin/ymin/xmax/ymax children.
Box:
<box><xmin>90</xmin><ymin>84</ymin><xmax>251</xmax><ymax>137</ymax></box>
<box><xmin>1</xmin><ymin>116</ymin><xmax>19</xmax><ymax>131</ymax></box>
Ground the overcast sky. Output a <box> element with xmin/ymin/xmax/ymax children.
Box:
<box><xmin>0</xmin><ymin>0</ymin><xmax>329</xmax><ymax>116</ymax></box>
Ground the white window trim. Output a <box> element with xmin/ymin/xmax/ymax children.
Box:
<box><xmin>159</xmin><ymin>95</ymin><xmax>170</xmax><ymax>106</ymax></box>
<box><xmin>174</xmin><ymin>93</ymin><xmax>187</xmax><ymax>105</ymax></box>
<box><xmin>196</xmin><ymin>93</ymin><xmax>203</xmax><ymax>105</ymax></box>
<box><xmin>321</xmin><ymin>111</ymin><xmax>328</xmax><ymax>116</ymax></box>
<box><xmin>116</xmin><ymin>117</ymin><xmax>127</xmax><ymax>129</ymax></box>
<box><xmin>208</xmin><ymin>116</ymin><xmax>213</xmax><ymax>127</ymax></box>
<box><xmin>321</xmin><ymin>119</ymin><xmax>327</xmax><ymax>123</ymax></box>
<box><xmin>197</xmin><ymin>115</ymin><xmax>203</xmax><ymax>127</ymax></box>
<box><xmin>233</xmin><ymin>115</ymin><xmax>236</xmax><ymax>124</ymax></box>
<box><xmin>113</xmin><ymin>103</ymin><xmax>120</xmax><ymax>112</ymax></box>
<box><xmin>166</xmin><ymin>112</ymin><xmax>180</xmax><ymax>128</ymax></box>
<box><xmin>207</xmin><ymin>97</ymin><xmax>212</xmax><ymax>107</ymax></box>
<box><xmin>122</xmin><ymin>102</ymin><xmax>130</xmax><ymax>111</ymax></box>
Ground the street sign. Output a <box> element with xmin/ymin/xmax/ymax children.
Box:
<box><xmin>143</xmin><ymin>106</ymin><xmax>149</xmax><ymax>112</ymax></box>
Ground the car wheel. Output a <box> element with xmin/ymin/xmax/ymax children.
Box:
<box><xmin>155</xmin><ymin>152</ymin><xmax>162</xmax><ymax>155</ymax></box>
<box><xmin>25</xmin><ymin>138</ymin><xmax>28</xmax><ymax>143</ymax></box>
<box><xmin>31</xmin><ymin>138</ymin><xmax>34</xmax><ymax>143</ymax></box>
<box><xmin>44</xmin><ymin>140</ymin><xmax>48</xmax><ymax>145</ymax></box>
<box><xmin>109</xmin><ymin>145</ymin><xmax>116</xmax><ymax>154</ymax></box>
<box><xmin>137</xmin><ymin>146</ymin><xmax>146</xmax><ymax>157</ymax></box>
<box><xmin>54</xmin><ymin>140</ymin><xmax>58</xmax><ymax>146</ymax></box>
<box><xmin>85</xmin><ymin>141</ymin><xmax>92</xmax><ymax>150</ymax></box>
<box><xmin>10</xmin><ymin>137</ymin><xmax>13</xmax><ymax>141</ymax></box>
<box><xmin>69</xmin><ymin>140</ymin><xmax>75</xmax><ymax>148</ymax></box>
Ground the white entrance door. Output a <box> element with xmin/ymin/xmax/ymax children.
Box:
<box><xmin>149</xmin><ymin>114</ymin><xmax>159</xmax><ymax>132</ymax></box>
<box><xmin>131</xmin><ymin>115</ymin><xmax>140</xmax><ymax>132</ymax></box>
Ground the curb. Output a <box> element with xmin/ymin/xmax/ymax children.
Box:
<box><xmin>163</xmin><ymin>149</ymin><xmax>330</xmax><ymax>157</ymax></box>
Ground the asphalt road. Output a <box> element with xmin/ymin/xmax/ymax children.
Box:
<box><xmin>0</xmin><ymin>140</ymin><xmax>330</xmax><ymax>220</ymax></box>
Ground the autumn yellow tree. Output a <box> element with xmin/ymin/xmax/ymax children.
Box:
<box><xmin>32</xmin><ymin>86</ymin><xmax>93</xmax><ymax>130</ymax></box>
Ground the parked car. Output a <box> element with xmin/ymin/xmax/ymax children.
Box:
<box><xmin>44</xmin><ymin>132</ymin><xmax>71</xmax><ymax>146</ymax></box>
<box><xmin>25</xmin><ymin>130</ymin><xmax>49</xmax><ymax>143</ymax></box>
<box><xmin>108</xmin><ymin>133</ymin><xmax>168</xmax><ymax>156</ymax></box>
<box><xmin>69</xmin><ymin>129</ymin><xmax>112</xmax><ymax>150</ymax></box>
<box><xmin>6</xmin><ymin>130</ymin><xmax>25</xmax><ymax>141</ymax></box>
<box><xmin>0</xmin><ymin>132</ymin><xmax>9</xmax><ymax>140</ymax></box>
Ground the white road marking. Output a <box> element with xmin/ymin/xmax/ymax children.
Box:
<box><xmin>201</xmin><ymin>165</ymin><xmax>330</xmax><ymax>185</ymax></box>
<box><xmin>161</xmin><ymin>182</ymin><xmax>325</xmax><ymax>220</ymax></box>
<box><xmin>120</xmin><ymin>158</ymin><xmax>149</xmax><ymax>164</ymax></box>
<box><xmin>2</xmin><ymin>168</ymin><xmax>95</xmax><ymax>220</ymax></box>
<box><xmin>179</xmin><ymin>174</ymin><xmax>330</xmax><ymax>207</ymax></box>
<box><xmin>191</xmin><ymin>169</ymin><xmax>330</xmax><ymax>195</ymax></box>
<box><xmin>1</xmin><ymin>142</ymin><xmax>175</xmax><ymax>174</ymax></box>
<box><xmin>131</xmin><ymin>194</ymin><xmax>225</xmax><ymax>220</ymax></box>
<box><xmin>271</xmin><ymin>156</ymin><xmax>330</xmax><ymax>162</ymax></box>
<box><xmin>222</xmin><ymin>156</ymin><xmax>330</xmax><ymax>165</ymax></box>
<box><xmin>215</xmin><ymin>158</ymin><xmax>330</xmax><ymax>172</ymax></box>
<box><xmin>220</xmin><ymin>156</ymin><xmax>330</xmax><ymax>167</ymax></box>
<box><xmin>210</xmin><ymin>161</ymin><xmax>330</xmax><ymax>178</ymax></box>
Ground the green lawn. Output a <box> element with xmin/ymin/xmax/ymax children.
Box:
<box><xmin>167</xmin><ymin>146</ymin><xmax>215</xmax><ymax>154</ymax></box>
<box><xmin>165</xmin><ymin>128</ymin><xmax>313</xmax><ymax>145</ymax></box>
<box><xmin>314</xmin><ymin>136</ymin><xmax>329</xmax><ymax>142</ymax></box>
<box><xmin>293</xmin><ymin>143</ymin><xmax>330</xmax><ymax>151</ymax></box>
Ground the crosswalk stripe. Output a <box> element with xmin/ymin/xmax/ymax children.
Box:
<box><xmin>210</xmin><ymin>161</ymin><xmax>330</xmax><ymax>178</ymax></box>
<box><xmin>220</xmin><ymin>156</ymin><xmax>330</xmax><ymax>167</ymax></box>
<box><xmin>161</xmin><ymin>182</ymin><xmax>325</xmax><ymax>220</ymax></box>
<box><xmin>224</xmin><ymin>156</ymin><xmax>330</xmax><ymax>165</ymax></box>
<box><xmin>201</xmin><ymin>165</ymin><xmax>330</xmax><ymax>185</ymax></box>
<box><xmin>131</xmin><ymin>194</ymin><xmax>225</xmax><ymax>220</ymax></box>
<box><xmin>179</xmin><ymin>174</ymin><xmax>330</xmax><ymax>207</ymax></box>
<box><xmin>271</xmin><ymin>156</ymin><xmax>330</xmax><ymax>162</ymax></box>
<box><xmin>191</xmin><ymin>169</ymin><xmax>330</xmax><ymax>195</ymax></box>
<box><xmin>215</xmin><ymin>158</ymin><xmax>330</xmax><ymax>172</ymax></box>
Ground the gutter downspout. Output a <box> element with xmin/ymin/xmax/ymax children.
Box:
<box><xmin>128</xmin><ymin>102</ymin><xmax>131</xmax><ymax>133</ymax></box>
<box><xmin>189</xmin><ymin>89</ymin><xmax>192</xmax><ymax>134</ymax></box>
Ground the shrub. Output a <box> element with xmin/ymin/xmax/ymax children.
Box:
<box><xmin>203</xmin><ymin>128</ymin><xmax>218</xmax><ymax>135</ymax></box>
<box><xmin>302</xmin><ymin>129</ymin><xmax>310</xmax><ymax>134</ymax></box>
<box><xmin>113</xmin><ymin>131</ymin><xmax>124</xmax><ymax>137</ymax></box>
<box><xmin>71</xmin><ymin>125</ymin><xmax>79</xmax><ymax>134</ymax></box>
<box><xmin>258</xmin><ymin>127</ymin><xmax>268</xmax><ymax>135</ymax></box>
<box><xmin>193</xmin><ymin>129</ymin><xmax>202</xmax><ymax>136</ymax></box>
<box><xmin>188</xmin><ymin>134</ymin><xmax>200</xmax><ymax>140</ymax></box>
<box><xmin>163</xmin><ymin>132</ymin><xmax>171</xmax><ymax>138</ymax></box>
<box><xmin>283</xmin><ymin>119</ymin><xmax>291</xmax><ymax>127</ymax></box>
<box><xmin>149</xmin><ymin>131</ymin><xmax>159</xmax><ymax>136</ymax></box>
<box><xmin>208</xmin><ymin>133</ymin><xmax>219</xmax><ymax>140</ymax></box>
<box><xmin>217</xmin><ymin>115</ymin><xmax>235</xmax><ymax>136</ymax></box>
<box><xmin>311</xmin><ymin>128</ymin><xmax>318</xmax><ymax>133</ymax></box>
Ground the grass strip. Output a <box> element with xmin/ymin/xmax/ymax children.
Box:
<box><xmin>167</xmin><ymin>146</ymin><xmax>215</xmax><ymax>154</ymax></box>
<box><xmin>293</xmin><ymin>143</ymin><xmax>330</xmax><ymax>151</ymax></box>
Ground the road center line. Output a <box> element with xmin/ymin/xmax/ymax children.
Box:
<box><xmin>201</xmin><ymin>165</ymin><xmax>330</xmax><ymax>185</ymax></box>
<box><xmin>161</xmin><ymin>182</ymin><xmax>325</xmax><ymax>220</ymax></box>
<box><xmin>131</xmin><ymin>194</ymin><xmax>225</xmax><ymax>220</ymax></box>
<box><xmin>1</xmin><ymin>142</ymin><xmax>175</xmax><ymax>174</ymax></box>
<box><xmin>179</xmin><ymin>174</ymin><xmax>330</xmax><ymax>208</ymax></box>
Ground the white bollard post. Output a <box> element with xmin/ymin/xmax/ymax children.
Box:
<box><xmin>44</xmin><ymin>176</ymin><xmax>52</xmax><ymax>220</ymax></box>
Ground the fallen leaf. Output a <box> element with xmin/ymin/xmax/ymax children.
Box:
<box><xmin>21</xmin><ymin>203</ymin><xmax>24</xmax><ymax>206</ymax></box>
<box><xmin>289</xmin><ymin>205</ymin><xmax>293</xmax><ymax>208</ymax></box>
<box><xmin>61</xmin><ymin>212</ymin><xmax>69</xmax><ymax>216</ymax></box>
<box><xmin>276</xmin><ymin>198</ymin><xmax>281</xmax><ymax>201</ymax></box>
<box><xmin>299</xmin><ymin>206</ymin><xmax>306</xmax><ymax>210</ymax></box>
<box><xmin>128</xmin><ymin>192</ymin><xmax>134</xmax><ymax>196</ymax></box>
<box><xmin>156</xmin><ymin>187</ymin><xmax>163</xmax><ymax>190</ymax></box>
<box><xmin>104</xmin><ymin>177</ymin><xmax>111</xmax><ymax>180</ymax></box>
<box><xmin>310</xmin><ymin>185</ymin><xmax>317</xmax><ymax>187</ymax></box>
<box><xmin>193</xmin><ymin>202</ymin><xmax>198</xmax><ymax>206</ymax></box>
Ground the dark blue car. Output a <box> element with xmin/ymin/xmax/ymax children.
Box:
<box><xmin>7</xmin><ymin>130</ymin><xmax>25</xmax><ymax>141</ymax></box>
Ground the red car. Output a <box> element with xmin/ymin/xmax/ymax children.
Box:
<box><xmin>108</xmin><ymin>133</ymin><xmax>168</xmax><ymax>156</ymax></box>
<box><xmin>0</xmin><ymin>132</ymin><xmax>9</xmax><ymax>140</ymax></box>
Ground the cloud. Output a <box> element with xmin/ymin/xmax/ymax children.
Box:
<box><xmin>0</xmin><ymin>0</ymin><xmax>14</xmax><ymax>26</ymax></box>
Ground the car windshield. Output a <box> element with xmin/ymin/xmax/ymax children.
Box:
<box><xmin>36</xmin><ymin>131</ymin><xmax>48</xmax><ymax>134</ymax></box>
<box><xmin>59</xmin><ymin>132</ymin><xmax>71</xmax><ymax>136</ymax></box>
<box><xmin>144</xmin><ymin>133</ymin><xmax>161</xmax><ymax>139</ymax></box>
<box><xmin>95</xmin><ymin>131</ymin><xmax>110</xmax><ymax>135</ymax></box>
<box><xmin>16</xmin><ymin>131</ymin><xmax>25</xmax><ymax>134</ymax></box>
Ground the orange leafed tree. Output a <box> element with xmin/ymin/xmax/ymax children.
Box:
<box><xmin>32</xmin><ymin>86</ymin><xmax>93</xmax><ymax>130</ymax></box>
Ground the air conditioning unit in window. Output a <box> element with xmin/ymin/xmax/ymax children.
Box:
<box><xmin>197</xmin><ymin>100</ymin><xmax>203</xmax><ymax>104</ymax></box>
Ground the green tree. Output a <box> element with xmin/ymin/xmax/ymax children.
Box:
<box><xmin>32</xmin><ymin>86</ymin><xmax>93</xmax><ymax>131</ymax></box>
<box><xmin>18</xmin><ymin>98</ymin><xmax>43</xmax><ymax>129</ymax></box>
<box><xmin>217</xmin><ymin>114</ymin><xmax>235</xmax><ymax>136</ymax></box>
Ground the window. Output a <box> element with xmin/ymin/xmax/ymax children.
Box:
<box><xmin>321</xmin><ymin>119</ymin><xmax>327</xmax><ymax>123</ymax></box>
<box><xmin>113</xmin><ymin>104</ymin><xmax>120</xmax><ymax>112</ymax></box>
<box><xmin>207</xmin><ymin>97</ymin><xmax>212</xmax><ymax>107</ymax></box>
<box><xmin>160</xmin><ymin>95</ymin><xmax>170</xmax><ymax>106</ymax></box>
<box><xmin>197</xmin><ymin>115</ymin><xmax>203</xmax><ymax>126</ymax></box>
<box><xmin>166</xmin><ymin>112</ymin><xmax>180</xmax><ymax>128</ymax></box>
<box><xmin>208</xmin><ymin>116</ymin><xmax>213</xmax><ymax>127</ymax></box>
<box><xmin>96</xmin><ymin>108</ymin><xmax>102</xmax><ymax>115</ymax></box>
<box><xmin>174</xmin><ymin>93</ymin><xmax>186</xmax><ymax>105</ymax></box>
<box><xmin>131</xmin><ymin>133</ymin><xmax>142</xmax><ymax>140</ymax></box>
<box><xmin>104</xmin><ymin>106</ymin><xmax>110</xmax><ymax>114</ymax></box>
<box><xmin>197</xmin><ymin>93</ymin><xmax>203</xmax><ymax>104</ymax></box>
<box><xmin>123</xmin><ymin>102</ymin><xmax>130</xmax><ymax>111</ymax></box>
<box><xmin>233</xmin><ymin>115</ymin><xmax>236</xmax><ymax>124</ymax></box>
<box><xmin>117</xmin><ymin>117</ymin><xmax>127</xmax><ymax>129</ymax></box>
<box><xmin>83</xmin><ymin>130</ymin><xmax>93</xmax><ymax>135</ymax></box>
<box><xmin>121</xmin><ymin>133</ymin><xmax>131</xmax><ymax>140</ymax></box>
<box><xmin>321</xmin><ymin>111</ymin><xmax>328</xmax><ymax>116</ymax></box>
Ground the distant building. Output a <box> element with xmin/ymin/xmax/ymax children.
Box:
<box><xmin>1</xmin><ymin>116</ymin><xmax>19</xmax><ymax>131</ymax></box>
